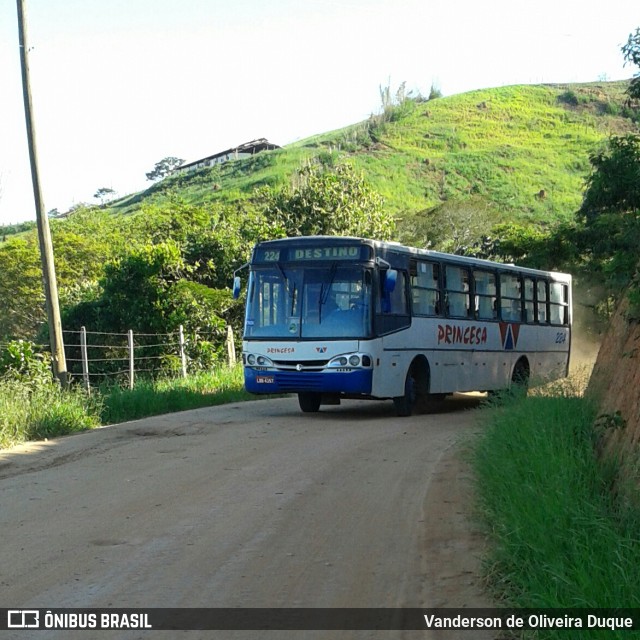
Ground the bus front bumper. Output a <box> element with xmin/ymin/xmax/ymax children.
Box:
<box><xmin>244</xmin><ymin>368</ymin><xmax>373</xmax><ymax>395</ymax></box>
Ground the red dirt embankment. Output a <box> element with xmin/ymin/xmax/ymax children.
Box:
<box><xmin>587</xmin><ymin>292</ymin><xmax>640</xmax><ymax>462</ymax></box>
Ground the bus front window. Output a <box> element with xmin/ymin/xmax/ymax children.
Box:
<box><xmin>245</xmin><ymin>265</ymin><xmax>372</xmax><ymax>339</ymax></box>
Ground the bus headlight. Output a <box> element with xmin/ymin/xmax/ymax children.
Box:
<box><xmin>244</xmin><ymin>354</ymin><xmax>274</xmax><ymax>368</ymax></box>
<box><xmin>328</xmin><ymin>353</ymin><xmax>372</xmax><ymax>369</ymax></box>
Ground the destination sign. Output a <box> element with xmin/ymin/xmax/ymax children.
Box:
<box><xmin>254</xmin><ymin>244</ymin><xmax>372</xmax><ymax>263</ymax></box>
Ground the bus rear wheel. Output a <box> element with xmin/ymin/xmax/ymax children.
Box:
<box><xmin>511</xmin><ymin>358</ymin><xmax>530</xmax><ymax>392</ymax></box>
<box><xmin>298</xmin><ymin>392</ymin><xmax>321</xmax><ymax>413</ymax></box>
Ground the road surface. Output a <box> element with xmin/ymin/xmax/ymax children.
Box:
<box><xmin>0</xmin><ymin>396</ymin><xmax>493</xmax><ymax>639</ymax></box>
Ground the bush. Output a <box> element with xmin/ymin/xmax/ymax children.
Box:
<box><xmin>0</xmin><ymin>340</ymin><xmax>52</xmax><ymax>387</ymax></box>
<box><xmin>558</xmin><ymin>90</ymin><xmax>579</xmax><ymax>106</ymax></box>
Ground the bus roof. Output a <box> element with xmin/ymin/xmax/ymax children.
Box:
<box><xmin>253</xmin><ymin>236</ymin><xmax>571</xmax><ymax>282</ymax></box>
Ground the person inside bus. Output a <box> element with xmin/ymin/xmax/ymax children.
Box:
<box><xmin>322</xmin><ymin>289</ymin><xmax>340</xmax><ymax>317</ymax></box>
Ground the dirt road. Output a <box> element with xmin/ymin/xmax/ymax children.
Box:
<box><xmin>0</xmin><ymin>396</ymin><xmax>493</xmax><ymax>639</ymax></box>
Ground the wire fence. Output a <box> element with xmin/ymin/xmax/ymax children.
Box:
<box><xmin>2</xmin><ymin>325</ymin><xmax>237</xmax><ymax>390</ymax></box>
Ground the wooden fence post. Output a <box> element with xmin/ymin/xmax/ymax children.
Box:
<box><xmin>128</xmin><ymin>329</ymin><xmax>134</xmax><ymax>390</ymax></box>
<box><xmin>80</xmin><ymin>326</ymin><xmax>90</xmax><ymax>393</ymax></box>
<box><xmin>226</xmin><ymin>326</ymin><xmax>236</xmax><ymax>367</ymax></box>
<box><xmin>179</xmin><ymin>325</ymin><xmax>187</xmax><ymax>378</ymax></box>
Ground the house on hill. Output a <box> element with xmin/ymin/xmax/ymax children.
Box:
<box><xmin>175</xmin><ymin>138</ymin><xmax>280</xmax><ymax>174</ymax></box>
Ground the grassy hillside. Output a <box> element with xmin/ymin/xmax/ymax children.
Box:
<box><xmin>108</xmin><ymin>81</ymin><xmax>636</xmax><ymax>227</ymax></box>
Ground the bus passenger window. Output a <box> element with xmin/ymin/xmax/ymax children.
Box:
<box><xmin>384</xmin><ymin>270</ymin><xmax>408</xmax><ymax>314</ymax></box>
<box><xmin>445</xmin><ymin>265</ymin><xmax>470</xmax><ymax>318</ymax></box>
<box><xmin>550</xmin><ymin>281</ymin><xmax>568</xmax><ymax>325</ymax></box>
<box><xmin>410</xmin><ymin>260</ymin><xmax>441</xmax><ymax>316</ymax></box>
<box><xmin>473</xmin><ymin>270</ymin><xmax>496</xmax><ymax>320</ymax></box>
<box><xmin>537</xmin><ymin>280</ymin><xmax>548</xmax><ymax>323</ymax></box>
<box><xmin>523</xmin><ymin>278</ymin><xmax>535</xmax><ymax>323</ymax></box>
<box><xmin>500</xmin><ymin>273</ymin><xmax>522</xmax><ymax>322</ymax></box>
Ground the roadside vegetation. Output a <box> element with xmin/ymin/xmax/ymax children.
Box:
<box><xmin>99</xmin><ymin>366</ymin><xmax>251</xmax><ymax>425</ymax></box>
<box><xmin>473</xmin><ymin>385</ymin><xmax>640</xmax><ymax>637</ymax></box>
<box><xmin>470</xmin><ymin>32</ymin><xmax>640</xmax><ymax>631</ymax></box>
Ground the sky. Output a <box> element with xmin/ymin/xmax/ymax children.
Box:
<box><xmin>1</xmin><ymin>0</ymin><xmax>639</xmax><ymax>225</ymax></box>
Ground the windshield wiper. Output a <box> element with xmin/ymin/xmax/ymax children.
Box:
<box><xmin>318</xmin><ymin>262</ymin><xmax>339</xmax><ymax>322</ymax></box>
<box><xmin>320</xmin><ymin>262</ymin><xmax>338</xmax><ymax>306</ymax></box>
<box><xmin>275</xmin><ymin>261</ymin><xmax>292</xmax><ymax>299</ymax></box>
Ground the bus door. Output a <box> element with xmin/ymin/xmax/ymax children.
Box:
<box><xmin>374</xmin><ymin>267</ymin><xmax>412</xmax><ymax>399</ymax></box>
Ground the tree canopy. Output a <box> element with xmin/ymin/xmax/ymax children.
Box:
<box><xmin>261</xmin><ymin>162</ymin><xmax>395</xmax><ymax>240</ymax></box>
<box><xmin>623</xmin><ymin>27</ymin><xmax>640</xmax><ymax>103</ymax></box>
<box><xmin>146</xmin><ymin>157</ymin><xmax>185</xmax><ymax>181</ymax></box>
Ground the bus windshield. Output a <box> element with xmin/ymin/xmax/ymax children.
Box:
<box><xmin>245</xmin><ymin>264</ymin><xmax>373</xmax><ymax>339</ymax></box>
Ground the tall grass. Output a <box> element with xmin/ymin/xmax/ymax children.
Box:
<box><xmin>473</xmin><ymin>388</ymin><xmax>640</xmax><ymax>638</ymax></box>
<box><xmin>0</xmin><ymin>366</ymin><xmax>252</xmax><ymax>449</ymax></box>
<box><xmin>0</xmin><ymin>380</ymin><xmax>102</xmax><ymax>449</ymax></box>
<box><xmin>99</xmin><ymin>365</ymin><xmax>252</xmax><ymax>424</ymax></box>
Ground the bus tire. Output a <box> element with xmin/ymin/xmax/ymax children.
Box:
<box><xmin>394</xmin><ymin>369</ymin><xmax>418</xmax><ymax>417</ymax></box>
<box><xmin>298</xmin><ymin>392</ymin><xmax>321</xmax><ymax>413</ymax></box>
<box><xmin>511</xmin><ymin>358</ymin><xmax>530</xmax><ymax>391</ymax></box>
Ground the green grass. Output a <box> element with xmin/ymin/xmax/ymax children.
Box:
<box><xmin>473</xmin><ymin>387</ymin><xmax>640</xmax><ymax>638</ymax></box>
<box><xmin>0</xmin><ymin>380</ymin><xmax>102</xmax><ymax>449</ymax></box>
<box><xmin>0</xmin><ymin>365</ymin><xmax>253</xmax><ymax>449</ymax></box>
<box><xmin>107</xmin><ymin>81</ymin><xmax>636</xmax><ymax>228</ymax></box>
<box><xmin>98</xmin><ymin>365</ymin><xmax>254</xmax><ymax>424</ymax></box>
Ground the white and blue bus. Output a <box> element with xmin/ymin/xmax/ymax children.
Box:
<box><xmin>235</xmin><ymin>236</ymin><xmax>571</xmax><ymax>415</ymax></box>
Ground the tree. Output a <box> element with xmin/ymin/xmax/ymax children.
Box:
<box><xmin>428</xmin><ymin>82</ymin><xmax>443</xmax><ymax>101</ymax></box>
<box><xmin>398</xmin><ymin>196</ymin><xmax>498</xmax><ymax>254</ymax></box>
<box><xmin>61</xmin><ymin>241</ymin><xmax>230</xmax><ymax>372</ymax></box>
<box><xmin>93</xmin><ymin>187</ymin><xmax>115</xmax><ymax>206</ymax></box>
<box><xmin>145</xmin><ymin>157</ymin><xmax>184</xmax><ymax>181</ymax></box>
<box><xmin>0</xmin><ymin>237</ymin><xmax>46</xmax><ymax>339</ymax></box>
<box><xmin>261</xmin><ymin>163</ymin><xmax>395</xmax><ymax>240</ymax></box>
<box><xmin>622</xmin><ymin>27</ymin><xmax>640</xmax><ymax>103</ymax></box>
<box><xmin>580</xmin><ymin>134</ymin><xmax>640</xmax><ymax>220</ymax></box>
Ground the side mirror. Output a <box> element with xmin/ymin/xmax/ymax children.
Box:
<box><xmin>383</xmin><ymin>269</ymin><xmax>397</xmax><ymax>294</ymax></box>
<box><xmin>232</xmin><ymin>276</ymin><xmax>242</xmax><ymax>299</ymax></box>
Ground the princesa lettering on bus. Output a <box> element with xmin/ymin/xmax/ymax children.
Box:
<box><xmin>437</xmin><ymin>324</ymin><xmax>488</xmax><ymax>346</ymax></box>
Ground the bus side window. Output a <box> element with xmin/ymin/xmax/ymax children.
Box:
<box><xmin>410</xmin><ymin>260</ymin><xmax>441</xmax><ymax>316</ymax></box>
<box><xmin>473</xmin><ymin>269</ymin><xmax>496</xmax><ymax>320</ymax></box>
<box><xmin>499</xmin><ymin>273</ymin><xmax>522</xmax><ymax>322</ymax></box>
<box><xmin>536</xmin><ymin>280</ymin><xmax>548</xmax><ymax>323</ymax></box>
<box><xmin>550</xmin><ymin>281</ymin><xmax>568</xmax><ymax>325</ymax></box>
<box><xmin>378</xmin><ymin>269</ymin><xmax>410</xmax><ymax>333</ymax></box>
<box><xmin>523</xmin><ymin>277</ymin><xmax>535</xmax><ymax>323</ymax></box>
<box><xmin>445</xmin><ymin>265</ymin><xmax>470</xmax><ymax>318</ymax></box>
<box><xmin>380</xmin><ymin>269</ymin><xmax>408</xmax><ymax>314</ymax></box>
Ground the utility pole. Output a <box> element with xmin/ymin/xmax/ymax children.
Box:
<box><xmin>16</xmin><ymin>0</ymin><xmax>68</xmax><ymax>387</ymax></box>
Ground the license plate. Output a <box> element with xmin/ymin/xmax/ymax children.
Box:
<box><xmin>256</xmin><ymin>376</ymin><xmax>275</xmax><ymax>384</ymax></box>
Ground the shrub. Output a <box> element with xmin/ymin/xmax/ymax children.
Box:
<box><xmin>0</xmin><ymin>340</ymin><xmax>52</xmax><ymax>387</ymax></box>
<box><xmin>558</xmin><ymin>89</ymin><xmax>579</xmax><ymax>106</ymax></box>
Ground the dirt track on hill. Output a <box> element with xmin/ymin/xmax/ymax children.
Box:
<box><xmin>0</xmin><ymin>395</ymin><xmax>494</xmax><ymax>639</ymax></box>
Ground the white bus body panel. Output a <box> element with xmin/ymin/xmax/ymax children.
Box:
<box><xmin>370</xmin><ymin>318</ymin><xmax>570</xmax><ymax>398</ymax></box>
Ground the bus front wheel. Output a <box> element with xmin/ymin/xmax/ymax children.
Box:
<box><xmin>298</xmin><ymin>392</ymin><xmax>321</xmax><ymax>413</ymax></box>
<box><xmin>393</xmin><ymin>370</ymin><xmax>417</xmax><ymax>417</ymax></box>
